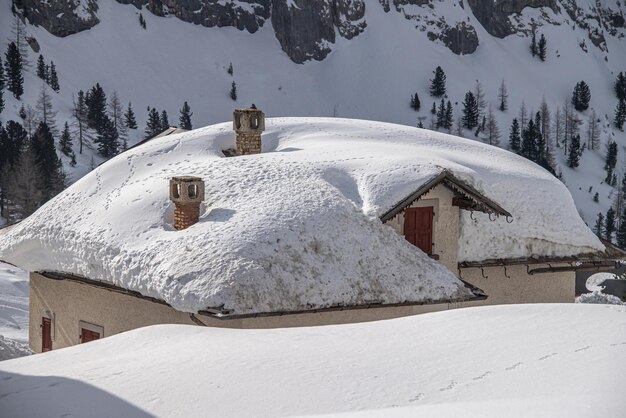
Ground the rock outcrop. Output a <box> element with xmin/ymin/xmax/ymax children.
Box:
<box><xmin>467</xmin><ymin>0</ymin><xmax>558</xmax><ymax>38</ymax></box>
<box><xmin>441</xmin><ymin>22</ymin><xmax>479</xmax><ymax>55</ymax></box>
<box><xmin>16</xmin><ymin>0</ymin><xmax>99</xmax><ymax>37</ymax></box>
<box><xmin>271</xmin><ymin>0</ymin><xmax>366</xmax><ymax>64</ymax></box>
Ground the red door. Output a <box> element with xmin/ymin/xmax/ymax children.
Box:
<box><xmin>81</xmin><ymin>328</ymin><xmax>100</xmax><ymax>343</ymax></box>
<box><xmin>41</xmin><ymin>317</ymin><xmax>52</xmax><ymax>352</ymax></box>
<box><xmin>404</xmin><ymin>207</ymin><xmax>434</xmax><ymax>255</ymax></box>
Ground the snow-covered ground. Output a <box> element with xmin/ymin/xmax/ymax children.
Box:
<box><xmin>0</xmin><ymin>304</ymin><xmax>624</xmax><ymax>417</ymax></box>
<box><xmin>0</xmin><ymin>118</ymin><xmax>603</xmax><ymax>314</ymax></box>
<box><xmin>0</xmin><ymin>262</ymin><xmax>30</xmax><ymax>361</ymax></box>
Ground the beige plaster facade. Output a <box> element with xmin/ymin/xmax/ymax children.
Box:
<box><xmin>29</xmin><ymin>262</ymin><xmax>574</xmax><ymax>353</ymax></box>
<box><xmin>385</xmin><ymin>184</ymin><xmax>459</xmax><ymax>272</ymax></box>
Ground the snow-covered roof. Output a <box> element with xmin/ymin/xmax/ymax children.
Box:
<box><xmin>0</xmin><ymin>118</ymin><xmax>603</xmax><ymax>314</ymax></box>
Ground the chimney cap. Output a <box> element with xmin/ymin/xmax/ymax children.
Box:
<box><xmin>170</xmin><ymin>176</ymin><xmax>205</xmax><ymax>204</ymax></box>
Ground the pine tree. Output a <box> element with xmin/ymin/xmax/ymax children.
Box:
<box><xmin>125</xmin><ymin>102</ymin><xmax>137</xmax><ymax>129</ymax></box>
<box><xmin>617</xmin><ymin>208</ymin><xmax>626</xmax><ymax>248</ymax></box>
<box><xmin>10</xmin><ymin>15</ymin><xmax>29</xmax><ymax>70</ymax></box>
<box><xmin>72</xmin><ymin>91</ymin><xmax>89</xmax><ymax>154</ymax></box>
<box><xmin>0</xmin><ymin>58</ymin><xmax>3</xmax><ymax>114</ymax></box>
<box><xmin>230</xmin><ymin>81</ymin><xmax>237</xmax><ymax>101</ymax></box>
<box><xmin>23</xmin><ymin>105</ymin><xmax>36</xmax><ymax>136</ymax></box>
<box><xmin>0</xmin><ymin>56</ymin><xmax>4</xmax><ymax>91</ymax></box>
<box><xmin>30</xmin><ymin>122</ymin><xmax>66</xmax><ymax>201</ymax></box>
<box><xmin>519</xmin><ymin>101</ymin><xmax>528</xmax><ymax>128</ymax></box>
<box><xmin>594</xmin><ymin>212</ymin><xmax>605</xmax><ymax>237</ymax></box>
<box><xmin>145</xmin><ymin>107</ymin><xmax>162</xmax><ymax>139</ymax></box>
<box><xmin>429</xmin><ymin>66</ymin><xmax>446</xmax><ymax>97</ymax></box>
<box><xmin>109</xmin><ymin>91</ymin><xmax>127</xmax><ymax>150</ymax></box>
<box><xmin>36</xmin><ymin>55</ymin><xmax>46</xmax><ymax>80</ymax></box>
<box><xmin>509</xmin><ymin>118</ymin><xmax>521</xmax><ymax>152</ymax></box>
<box><xmin>461</xmin><ymin>91</ymin><xmax>479</xmax><ymax>130</ymax></box>
<box><xmin>485</xmin><ymin>105</ymin><xmax>500</xmax><ymax>146</ymax></box>
<box><xmin>587</xmin><ymin>109</ymin><xmax>600</xmax><ymax>150</ymax></box>
<box><xmin>3</xmin><ymin>146</ymin><xmax>43</xmax><ymax>221</ymax></box>
<box><xmin>563</xmin><ymin>99</ymin><xmax>580</xmax><ymax>152</ymax></box>
<box><xmin>615</xmin><ymin>99</ymin><xmax>626</xmax><ymax>131</ymax></box>
<box><xmin>605</xmin><ymin>207</ymin><xmax>616</xmax><ymax>242</ymax></box>
<box><xmin>444</xmin><ymin>101</ymin><xmax>453</xmax><ymax>131</ymax></box>
<box><xmin>521</xmin><ymin>118</ymin><xmax>537</xmax><ymax>161</ymax></box>
<box><xmin>539</xmin><ymin>98</ymin><xmax>551</xmax><ymax>151</ymax></box>
<box><xmin>474</xmin><ymin>80</ymin><xmax>487</xmax><ymax>117</ymax></box>
<box><xmin>35</xmin><ymin>84</ymin><xmax>58</xmax><ymax>138</ymax></box>
<box><xmin>572</xmin><ymin>81</ymin><xmax>591</xmax><ymax>111</ymax></box>
<box><xmin>5</xmin><ymin>42</ymin><xmax>23</xmax><ymax>99</ymax></box>
<box><xmin>530</xmin><ymin>25</ymin><xmax>537</xmax><ymax>57</ymax></box>
<box><xmin>538</xmin><ymin>34</ymin><xmax>547</xmax><ymax>61</ymax></box>
<box><xmin>160</xmin><ymin>110</ymin><xmax>169</xmax><ymax>131</ymax></box>
<box><xmin>567</xmin><ymin>134</ymin><xmax>581</xmax><ymax>168</ymax></box>
<box><xmin>497</xmin><ymin>79</ymin><xmax>508</xmax><ymax>111</ymax></box>
<box><xmin>410</xmin><ymin>93</ymin><xmax>420</xmax><ymax>111</ymax></box>
<box><xmin>1</xmin><ymin>121</ymin><xmax>27</xmax><ymax>169</ymax></box>
<box><xmin>615</xmin><ymin>72</ymin><xmax>626</xmax><ymax>101</ymax></box>
<box><xmin>95</xmin><ymin>116</ymin><xmax>119</xmax><ymax>158</ymax></box>
<box><xmin>139</xmin><ymin>13</ymin><xmax>146</xmax><ymax>29</ymax></box>
<box><xmin>430</xmin><ymin>102</ymin><xmax>436</xmax><ymax>115</ymax></box>
<box><xmin>593</xmin><ymin>192</ymin><xmax>599</xmax><ymax>203</ymax></box>
<box><xmin>227</xmin><ymin>62</ymin><xmax>233</xmax><ymax>76</ymax></box>
<box><xmin>179</xmin><ymin>101</ymin><xmax>193</xmax><ymax>130</ymax></box>
<box><xmin>604</xmin><ymin>140</ymin><xmax>618</xmax><ymax>182</ymax></box>
<box><xmin>85</xmin><ymin>83</ymin><xmax>108</xmax><ymax>132</ymax></box>
<box><xmin>436</xmin><ymin>98</ymin><xmax>446</xmax><ymax>129</ymax></box>
<box><xmin>48</xmin><ymin>61</ymin><xmax>59</xmax><ymax>92</ymax></box>
<box><xmin>59</xmin><ymin>121</ymin><xmax>73</xmax><ymax>157</ymax></box>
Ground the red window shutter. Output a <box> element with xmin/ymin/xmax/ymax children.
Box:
<box><xmin>404</xmin><ymin>207</ymin><xmax>433</xmax><ymax>255</ymax></box>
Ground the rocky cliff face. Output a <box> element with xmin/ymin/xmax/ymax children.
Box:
<box><xmin>15</xmin><ymin>0</ymin><xmax>99</xmax><ymax>37</ymax></box>
<box><xmin>467</xmin><ymin>0</ymin><xmax>558</xmax><ymax>38</ymax></box>
<box><xmin>13</xmin><ymin>0</ymin><xmax>625</xmax><ymax>62</ymax></box>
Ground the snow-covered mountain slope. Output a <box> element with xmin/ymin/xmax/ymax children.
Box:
<box><xmin>1</xmin><ymin>304</ymin><xmax>624</xmax><ymax>417</ymax></box>
<box><xmin>0</xmin><ymin>118</ymin><xmax>603</xmax><ymax>313</ymax></box>
<box><xmin>0</xmin><ymin>0</ymin><xmax>625</xmax><ymax>226</ymax></box>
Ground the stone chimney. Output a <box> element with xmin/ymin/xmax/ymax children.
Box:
<box><xmin>233</xmin><ymin>107</ymin><xmax>265</xmax><ymax>155</ymax></box>
<box><xmin>170</xmin><ymin>176</ymin><xmax>205</xmax><ymax>230</ymax></box>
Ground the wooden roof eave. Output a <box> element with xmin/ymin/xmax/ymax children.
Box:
<box><xmin>379</xmin><ymin>170</ymin><xmax>511</xmax><ymax>223</ymax></box>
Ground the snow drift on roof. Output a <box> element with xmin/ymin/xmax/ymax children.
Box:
<box><xmin>0</xmin><ymin>118</ymin><xmax>602</xmax><ymax>313</ymax></box>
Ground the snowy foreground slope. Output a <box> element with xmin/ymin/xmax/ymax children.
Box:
<box><xmin>1</xmin><ymin>304</ymin><xmax>624</xmax><ymax>418</ymax></box>
<box><xmin>0</xmin><ymin>118</ymin><xmax>602</xmax><ymax>314</ymax></box>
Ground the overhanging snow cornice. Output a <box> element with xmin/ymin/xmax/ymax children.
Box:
<box><xmin>380</xmin><ymin>170</ymin><xmax>511</xmax><ymax>223</ymax></box>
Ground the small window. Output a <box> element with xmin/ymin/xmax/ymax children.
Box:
<box><xmin>79</xmin><ymin>321</ymin><xmax>104</xmax><ymax>344</ymax></box>
<box><xmin>188</xmin><ymin>184</ymin><xmax>198</xmax><ymax>199</ymax></box>
<box><xmin>250</xmin><ymin>116</ymin><xmax>259</xmax><ymax>129</ymax></box>
<box><xmin>171</xmin><ymin>183</ymin><xmax>180</xmax><ymax>199</ymax></box>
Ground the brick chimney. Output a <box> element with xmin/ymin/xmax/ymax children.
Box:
<box><xmin>233</xmin><ymin>107</ymin><xmax>265</xmax><ymax>155</ymax></box>
<box><xmin>170</xmin><ymin>176</ymin><xmax>205</xmax><ymax>230</ymax></box>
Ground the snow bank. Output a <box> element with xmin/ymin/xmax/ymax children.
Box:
<box><xmin>0</xmin><ymin>263</ymin><xmax>29</xmax><ymax>344</ymax></box>
<box><xmin>0</xmin><ymin>118</ymin><xmax>602</xmax><ymax>313</ymax></box>
<box><xmin>0</xmin><ymin>304</ymin><xmax>623</xmax><ymax>418</ymax></box>
<box><xmin>576</xmin><ymin>291</ymin><xmax>624</xmax><ymax>305</ymax></box>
